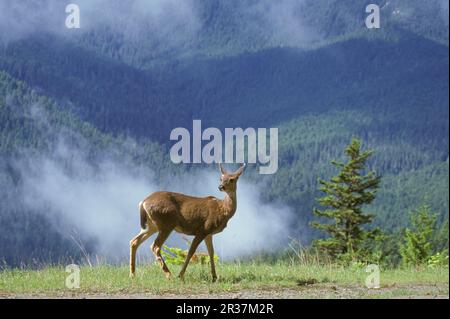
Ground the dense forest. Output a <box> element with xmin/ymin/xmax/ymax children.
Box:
<box><xmin>0</xmin><ymin>0</ymin><xmax>448</xmax><ymax>267</ymax></box>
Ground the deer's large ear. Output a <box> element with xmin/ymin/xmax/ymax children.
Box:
<box><xmin>235</xmin><ymin>163</ymin><xmax>246</xmax><ymax>176</ymax></box>
<box><xmin>219</xmin><ymin>163</ymin><xmax>227</xmax><ymax>175</ymax></box>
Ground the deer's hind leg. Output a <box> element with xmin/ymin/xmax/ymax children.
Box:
<box><xmin>130</xmin><ymin>225</ymin><xmax>156</xmax><ymax>278</ymax></box>
<box><xmin>151</xmin><ymin>229</ymin><xmax>173</xmax><ymax>279</ymax></box>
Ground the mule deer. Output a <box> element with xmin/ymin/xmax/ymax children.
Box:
<box><xmin>129</xmin><ymin>163</ymin><xmax>246</xmax><ymax>281</ymax></box>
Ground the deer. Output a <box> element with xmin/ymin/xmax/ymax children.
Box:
<box><xmin>129</xmin><ymin>163</ymin><xmax>246</xmax><ymax>282</ymax></box>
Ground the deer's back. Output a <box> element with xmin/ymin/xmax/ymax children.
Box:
<box><xmin>142</xmin><ymin>191</ymin><xmax>220</xmax><ymax>234</ymax></box>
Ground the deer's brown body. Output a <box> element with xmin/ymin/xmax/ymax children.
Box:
<box><xmin>129</xmin><ymin>164</ymin><xmax>245</xmax><ymax>281</ymax></box>
<box><xmin>142</xmin><ymin>192</ymin><xmax>234</xmax><ymax>236</ymax></box>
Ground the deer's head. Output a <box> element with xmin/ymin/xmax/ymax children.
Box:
<box><xmin>218</xmin><ymin>163</ymin><xmax>246</xmax><ymax>193</ymax></box>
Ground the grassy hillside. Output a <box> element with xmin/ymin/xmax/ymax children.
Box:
<box><xmin>1</xmin><ymin>263</ymin><xmax>448</xmax><ymax>298</ymax></box>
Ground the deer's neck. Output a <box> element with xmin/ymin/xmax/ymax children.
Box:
<box><xmin>222</xmin><ymin>191</ymin><xmax>237</xmax><ymax>217</ymax></box>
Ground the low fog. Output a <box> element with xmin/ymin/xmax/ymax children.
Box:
<box><xmin>15</xmin><ymin>136</ymin><xmax>295</xmax><ymax>263</ymax></box>
<box><xmin>0</xmin><ymin>0</ymin><xmax>318</xmax><ymax>48</ymax></box>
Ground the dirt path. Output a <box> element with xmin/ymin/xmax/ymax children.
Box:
<box><xmin>2</xmin><ymin>283</ymin><xmax>448</xmax><ymax>299</ymax></box>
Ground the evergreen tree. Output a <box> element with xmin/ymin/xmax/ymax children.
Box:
<box><xmin>399</xmin><ymin>205</ymin><xmax>440</xmax><ymax>266</ymax></box>
<box><xmin>434</xmin><ymin>218</ymin><xmax>449</xmax><ymax>254</ymax></box>
<box><xmin>311</xmin><ymin>138</ymin><xmax>381</xmax><ymax>260</ymax></box>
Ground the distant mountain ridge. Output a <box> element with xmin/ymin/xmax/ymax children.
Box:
<box><xmin>1</xmin><ymin>29</ymin><xmax>447</xmax><ymax>143</ymax></box>
<box><xmin>69</xmin><ymin>0</ymin><xmax>448</xmax><ymax>68</ymax></box>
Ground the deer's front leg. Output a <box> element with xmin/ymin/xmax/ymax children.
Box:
<box><xmin>204</xmin><ymin>235</ymin><xmax>217</xmax><ymax>282</ymax></box>
<box><xmin>178</xmin><ymin>234</ymin><xmax>205</xmax><ymax>280</ymax></box>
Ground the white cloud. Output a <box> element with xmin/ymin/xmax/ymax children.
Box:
<box><xmin>16</xmin><ymin>133</ymin><xmax>295</xmax><ymax>262</ymax></box>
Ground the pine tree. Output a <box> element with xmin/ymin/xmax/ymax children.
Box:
<box><xmin>399</xmin><ymin>205</ymin><xmax>438</xmax><ymax>266</ymax></box>
<box><xmin>311</xmin><ymin>138</ymin><xmax>381</xmax><ymax>260</ymax></box>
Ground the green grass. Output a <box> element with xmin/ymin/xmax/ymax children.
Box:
<box><xmin>0</xmin><ymin>262</ymin><xmax>448</xmax><ymax>298</ymax></box>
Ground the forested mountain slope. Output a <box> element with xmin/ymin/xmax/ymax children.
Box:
<box><xmin>75</xmin><ymin>0</ymin><xmax>449</xmax><ymax>67</ymax></box>
<box><xmin>0</xmin><ymin>0</ymin><xmax>448</xmax><ymax>265</ymax></box>
<box><xmin>1</xmin><ymin>30</ymin><xmax>447</xmax><ymax>143</ymax></box>
<box><xmin>266</xmin><ymin>111</ymin><xmax>449</xmax><ymax>237</ymax></box>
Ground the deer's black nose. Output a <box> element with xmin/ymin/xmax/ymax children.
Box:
<box><xmin>218</xmin><ymin>185</ymin><xmax>224</xmax><ymax>191</ymax></box>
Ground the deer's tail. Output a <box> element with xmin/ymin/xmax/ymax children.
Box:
<box><xmin>139</xmin><ymin>201</ymin><xmax>148</xmax><ymax>230</ymax></box>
